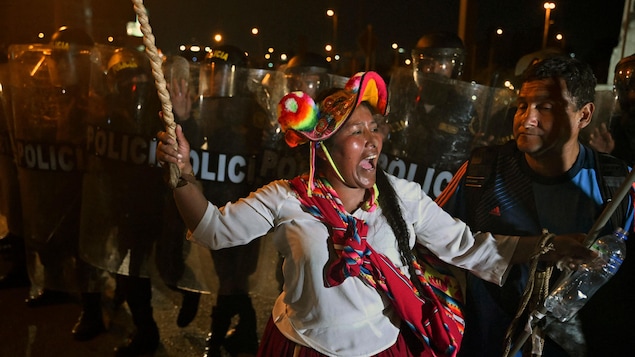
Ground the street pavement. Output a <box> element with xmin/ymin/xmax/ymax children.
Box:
<box><xmin>0</xmin><ymin>262</ymin><xmax>275</xmax><ymax>357</ymax></box>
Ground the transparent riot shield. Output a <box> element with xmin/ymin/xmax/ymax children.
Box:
<box><xmin>246</xmin><ymin>68</ymin><xmax>308</xmax><ymax>303</ymax></box>
<box><xmin>383</xmin><ymin>67</ymin><xmax>516</xmax><ymax>199</ymax></box>
<box><xmin>79</xmin><ymin>45</ymin><xmax>166</xmax><ymax>279</ymax></box>
<box><xmin>579</xmin><ymin>85</ymin><xmax>618</xmax><ymax>147</ymax></box>
<box><xmin>0</xmin><ymin>60</ymin><xmax>23</xmax><ymax>237</ymax></box>
<box><xmin>330</xmin><ymin>74</ymin><xmax>350</xmax><ymax>90</ymax></box>
<box><xmin>155</xmin><ymin>55</ymin><xmax>212</xmax><ymax>293</ymax></box>
<box><xmin>165</xmin><ymin>67</ymin><xmax>290</xmax><ymax>301</ymax></box>
<box><xmin>8</xmin><ymin>43</ymin><xmax>105</xmax><ymax>293</ymax></box>
<box><xmin>247</xmin><ymin>68</ymin><xmax>287</xmax><ymax>149</ymax></box>
<box><xmin>0</xmin><ymin>57</ymin><xmax>26</xmax><ymax>279</ymax></box>
<box><xmin>173</xmin><ymin>66</ymin><xmax>267</xmax><ymax>296</ymax></box>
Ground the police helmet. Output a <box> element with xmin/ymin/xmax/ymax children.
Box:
<box><xmin>412</xmin><ymin>31</ymin><xmax>465</xmax><ymax>80</ymax></box>
<box><xmin>284</xmin><ymin>52</ymin><xmax>331</xmax><ymax>98</ymax></box>
<box><xmin>200</xmin><ymin>45</ymin><xmax>249</xmax><ymax>97</ymax></box>
<box><xmin>205</xmin><ymin>45</ymin><xmax>248</xmax><ymax>67</ymax></box>
<box><xmin>614</xmin><ymin>54</ymin><xmax>635</xmax><ymax>112</ymax></box>
<box><xmin>106</xmin><ymin>47</ymin><xmax>149</xmax><ymax>91</ymax></box>
<box><xmin>107</xmin><ymin>47</ymin><xmax>151</xmax><ymax>100</ymax></box>
<box><xmin>106</xmin><ymin>47</ymin><xmax>157</xmax><ymax>127</ymax></box>
<box><xmin>48</xmin><ymin>26</ymin><xmax>95</xmax><ymax>86</ymax></box>
<box><xmin>51</xmin><ymin>26</ymin><xmax>94</xmax><ymax>50</ymax></box>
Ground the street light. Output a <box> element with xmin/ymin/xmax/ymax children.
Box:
<box><xmin>542</xmin><ymin>2</ymin><xmax>555</xmax><ymax>49</ymax></box>
<box><xmin>251</xmin><ymin>27</ymin><xmax>263</xmax><ymax>62</ymax></box>
<box><xmin>489</xmin><ymin>28</ymin><xmax>504</xmax><ymax>69</ymax></box>
<box><xmin>555</xmin><ymin>32</ymin><xmax>566</xmax><ymax>49</ymax></box>
<box><xmin>327</xmin><ymin>9</ymin><xmax>338</xmax><ymax>52</ymax></box>
<box><xmin>391</xmin><ymin>43</ymin><xmax>399</xmax><ymax>67</ymax></box>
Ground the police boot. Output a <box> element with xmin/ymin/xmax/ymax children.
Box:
<box><xmin>177</xmin><ymin>289</ymin><xmax>201</xmax><ymax>327</ymax></box>
<box><xmin>224</xmin><ymin>294</ymin><xmax>259</xmax><ymax>356</ymax></box>
<box><xmin>204</xmin><ymin>295</ymin><xmax>237</xmax><ymax>357</ymax></box>
<box><xmin>0</xmin><ymin>234</ymin><xmax>30</xmax><ymax>289</ymax></box>
<box><xmin>115</xmin><ymin>322</ymin><xmax>159</xmax><ymax>357</ymax></box>
<box><xmin>114</xmin><ymin>276</ymin><xmax>159</xmax><ymax>356</ymax></box>
<box><xmin>72</xmin><ymin>292</ymin><xmax>106</xmax><ymax>341</ymax></box>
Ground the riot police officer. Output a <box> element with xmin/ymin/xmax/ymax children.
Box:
<box><xmin>607</xmin><ymin>53</ymin><xmax>635</xmax><ymax>165</ymax></box>
<box><xmin>78</xmin><ymin>45</ymin><xmax>165</xmax><ymax>355</ymax></box>
<box><xmin>13</xmin><ymin>25</ymin><xmax>107</xmax><ymax>341</ymax></box>
<box><xmin>157</xmin><ymin>55</ymin><xmax>205</xmax><ymax>331</ymax></box>
<box><xmin>386</xmin><ymin>31</ymin><xmax>478</xmax><ymax>175</ymax></box>
<box><xmin>198</xmin><ymin>44</ymin><xmax>262</xmax><ymax>357</ymax></box>
<box><xmin>0</xmin><ymin>45</ymin><xmax>29</xmax><ymax>290</ymax></box>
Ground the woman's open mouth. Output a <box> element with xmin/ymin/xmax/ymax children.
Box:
<box><xmin>360</xmin><ymin>154</ymin><xmax>377</xmax><ymax>170</ymax></box>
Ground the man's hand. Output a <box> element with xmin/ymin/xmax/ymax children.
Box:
<box><xmin>588</xmin><ymin>122</ymin><xmax>615</xmax><ymax>154</ymax></box>
<box><xmin>170</xmin><ymin>77</ymin><xmax>192</xmax><ymax>120</ymax></box>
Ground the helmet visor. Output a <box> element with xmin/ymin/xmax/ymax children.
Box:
<box><xmin>201</xmin><ymin>62</ymin><xmax>248</xmax><ymax>97</ymax></box>
<box><xmin>284</xmin><ymin>69</ymin><xmax>331</xmax><ymax>98</ymax></box>
<box><xmin>412</xmin><ymin>47</ymin><xmax>464</xmax><ymax>80</ymax></box>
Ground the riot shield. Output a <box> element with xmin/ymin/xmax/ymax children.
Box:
<box><xmin>164</xmin><ymin>67</ymin><xmax>290</xmax><ymax>299</ymax></box>
<box><xmin>330</xmin><ymin>74</ymin><xmax>350</xmax><ymax>90</ymax></box>
<box><xmin>383</xmin><ymin>67</ymin><xmax>516</xmax><ymax>199</ymax></box>
<box><xmin>579</xmin><ymin>86</ymin><xmax>618</xmax><ymax>147</ymax></box>
<box><xmin>8</xmin><ymin>43</ymin><xmax>104</xmax><ymax>293</ymax></box>
<box><xmin>0</xmin><ymin>60</ymin><xmax>23</xmax><ymax>237</ymax></box>
<box><xmin>250</xmin><ymin>68</ymin><xmax>310</xmax><ymax>181</ymax></box>
<box><xmin>247</xmin><ymin>68</ymin><xmax>287</xmax><ymax>149</ymax></box>
<box><xmin>155</xmin><ymin>55</ymin><xmax>212</xmax><ymax>292</ymax></box>
<box><xmin>79</xmin><ymin>46</ymin><xmax>166</xmax><ymax>279</ymax></box>
<box><xmin>175</xmin><ymin>66</ymin><xmax>266</xmax><ymax>295</ymax></box>
<box><xmin>247</xmin><ymin>68</ymin><xmax>309</xmax><ymax>302</ymax></box>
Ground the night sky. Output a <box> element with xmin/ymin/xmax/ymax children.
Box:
<box><xmin>0</xmin><ymin>0</ymin><xmax>627</xmax><ymax>83</ymax></box>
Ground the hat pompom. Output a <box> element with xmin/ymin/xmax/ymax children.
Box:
<box><xmin>277</xmin><ymin>91</ymin><xmax>318</xmax><ymax>147</ymax></box>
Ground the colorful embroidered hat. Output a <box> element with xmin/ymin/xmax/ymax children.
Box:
<box><xmin>277</xmin><ymin>71</ymin><xmax>388</xmax><ymax>148</ymax></box>
<box><xmin>277</xmin><ymin>71</ymin><xmax>387</xmax><ymax>197</ymax></box>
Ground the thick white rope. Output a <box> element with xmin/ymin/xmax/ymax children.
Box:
<box><xmin>131</xmin><ymin>0</ymin><xmax>180</xmax><ymax>188</ymax></box>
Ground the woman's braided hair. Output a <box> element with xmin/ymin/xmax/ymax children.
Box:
<box><xmin>375</xmin><ymin>169</ymin><xmax>426</xmax><ymax>294</ymax></box>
